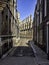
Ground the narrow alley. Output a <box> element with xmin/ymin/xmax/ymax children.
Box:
<box><xmin>0</xmin><ymin>0</ymin><xmax>49</xmax><ymax>65</ymax></box>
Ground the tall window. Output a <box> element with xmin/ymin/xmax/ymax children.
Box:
<box><xmin>39</xmin><ymin>30</ymin><xmax>43</xmax><ymax>45</ymax></box>
<box><xmin>44</xmin><ymin>0</ymin><xmax>47</xmax><ymax>16</ymax></box>
<box><xmin>40</xmin><ymin>0</ymin><xmax>41</xmax><ymax>4</ymax></box>
<box><xmin>40</xmin><ymin>0</ymin><xmax>42</xmax><ymax>23</ymax></box>
<box><xmin>40</xmin><ymin>11</ymin><xmax>42</xmax><ymax>23</ymax></box>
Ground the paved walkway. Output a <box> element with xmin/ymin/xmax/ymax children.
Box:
<box><xmin>0</xmin><ymin>39</ymin><xmax>38</xmax><ymax>65</ymax></box>
<box><xmin>14</xmin><ymin>38</ymin><xmax>29</xmax><ymax>47</ymax></box>
<box><xmin>0</xmin><ymin>39</ymin><xmax>49</xmax><ymax>65</ymax></box>
<box><xmin>29</xmin><ymin>40</ymin><xmax>49</xmax><ymax>65</ymax></box>
<box><xmin>0</xmin><ymin>57</ymin><xmax>37</xmax><ymax>65</ymax></box>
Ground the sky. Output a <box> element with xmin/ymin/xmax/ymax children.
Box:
<box><xmin>17</xmin><ymin>0</ymin><xmax>37</xmax><ymax>20</ymax></box>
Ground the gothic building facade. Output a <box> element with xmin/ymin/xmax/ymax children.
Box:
<box><xmin>0</xmin><ymin>0</ymin><xmax>19</xmax><ymax>58</ymax></box>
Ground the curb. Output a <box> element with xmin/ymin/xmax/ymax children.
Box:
<box><xmin>29</xmin><ymin>41</ymin><xmax>36</xmax><ymax>54</ymax></box>
<box><xmin>1</xmin><ymin>48</ymin><xmax>13</xmax><ymax>59</ymax></box>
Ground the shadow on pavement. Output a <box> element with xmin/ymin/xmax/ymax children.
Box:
<box><xmin>10</xmin><ymin>46</ymin><xmax>35</xmax><ymax>57</ymax></box>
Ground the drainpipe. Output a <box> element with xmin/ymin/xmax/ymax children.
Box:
<box><xmin>0</xmin><ymin>11</ymin><xmax>2</xmax><ymax>57</ymax></box>
<box><xmin>47</xmin><ymin>22</ymin><xmax>49</xmax><ymax>54</ymax></box>
<box><xmin>8</xmin><ymin>5</ymin><xmax>9</xmax><ymax>49</ymax></box>
<box><xmin>47</xmin><ymin>22</ymin><xmax>49</xmax><ymax>59</ymax></box>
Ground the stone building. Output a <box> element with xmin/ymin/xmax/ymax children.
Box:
<box><xmin>0</xmin><ymin>0</ymin><xmax>13</xmax><ymax>57</ymax></box>
<box><xmin>0</xmin><ymin>0</ymin><xmax>19</xmax><ymax>57</ymax></box>
<box><xmin>33</xmin><ymin>0</ymin><xmax>49</xmax><ymax>54</ymax></box>
<box><xmin>19</xmin><ymin>15</ymin><xmax>33</xmax><ymax>40</ymax></box>
<box><xmin>12</xmin><ymin>11</ymin><xmax>20</xmax><ymax>46</ymax></box>
<box><xmin>16</xmin><ymin>11</ymin><xmax>20</xmax><ymax>38</ymax></box>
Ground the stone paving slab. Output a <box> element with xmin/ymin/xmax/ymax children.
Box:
<box><xmin>1</xmin><ymin>39</ymin><xmax>49</xmax><ymax>65</ymax></box>
<box><xmin>29</xmin><ymin>41</ymin><xmax>47</xmax><ymax>58</ymax></box>
<box><xmin>29</xmin><ymin>40</ymin><xmax>49</xmax><ymax>65</ymax></box>
<box><xmin>0</xmin><ymin>57</ymin><xmax>37</xmax><ymax>65</ymax></box>
<box><xmin>12</xmin><ymin>46</ymin><xmax>35</xmax><ymax>57</ymax></box>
